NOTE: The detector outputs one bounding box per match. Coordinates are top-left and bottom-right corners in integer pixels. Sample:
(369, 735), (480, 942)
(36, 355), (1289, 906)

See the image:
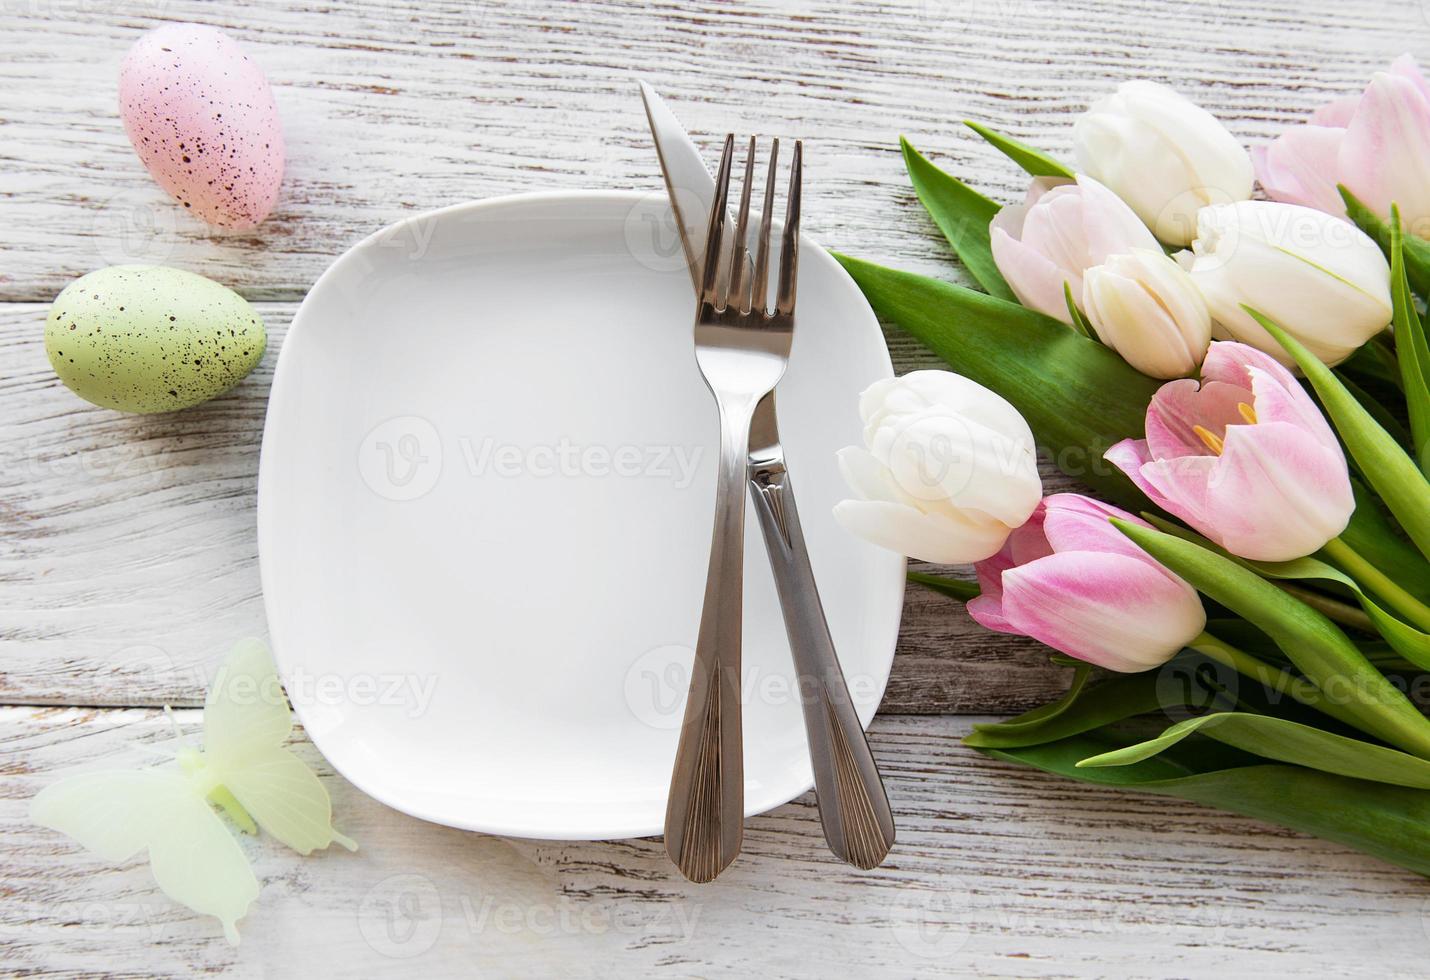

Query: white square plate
(257, 191), (903, 839)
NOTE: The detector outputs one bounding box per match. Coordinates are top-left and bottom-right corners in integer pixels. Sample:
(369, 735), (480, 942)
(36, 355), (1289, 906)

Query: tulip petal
(861, 370), (1036, 454)
(1144, 378), (1248, 460)
(835, 445), (913, 507)
(971, 542), (1014, 605)
(832, 498), (1010, 564)
(1082, 262), (1205, 379)
(1200, 338), (1294, 389)
(1312, 93), (1361, 128)
(1341, 71), (1430, 235)
(1246, 365), (1341, 454)
(1039, 493), (1155, 565)
(1106, 438), (1224, 542)
(1200, 342), (1341, 451)
(990, 224), (1075, 322)
(1189, 202), (1391, 366)
(1206, 421), (1355, 560)
(997, 551), (1205, 672)
(968, 500), (1053, 631)
(1006, 506), (1054, 566)
(1018, 189), (1095, 296)
(868, 409), (1042, 529)
(964, 593), (1014, 634)
(1104, 437), (1156, 490)
(1389, 53), (1430, 102)
(1252, 125), (1348, 216)
(1073, 175), (1162, 260)
(1076, 82), (1252, 245)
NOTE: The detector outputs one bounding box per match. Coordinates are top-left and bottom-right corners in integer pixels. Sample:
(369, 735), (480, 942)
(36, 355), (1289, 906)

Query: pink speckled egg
(119, 24), (284, 229)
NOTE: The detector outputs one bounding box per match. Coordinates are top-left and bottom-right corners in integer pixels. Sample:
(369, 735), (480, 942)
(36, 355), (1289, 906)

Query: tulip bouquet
(834, 63), (1430, 875)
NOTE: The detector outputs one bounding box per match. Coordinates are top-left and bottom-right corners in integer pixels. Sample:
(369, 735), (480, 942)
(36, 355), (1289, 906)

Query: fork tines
(700, 133), (802, 319)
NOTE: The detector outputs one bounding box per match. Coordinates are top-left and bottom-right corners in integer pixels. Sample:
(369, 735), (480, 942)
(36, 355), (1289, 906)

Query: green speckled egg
(45, 265), (266, 414)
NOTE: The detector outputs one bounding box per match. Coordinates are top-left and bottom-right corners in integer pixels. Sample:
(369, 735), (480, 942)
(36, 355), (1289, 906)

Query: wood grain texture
(3, 707), (1427, 978)
(0, 0), (1424, 299)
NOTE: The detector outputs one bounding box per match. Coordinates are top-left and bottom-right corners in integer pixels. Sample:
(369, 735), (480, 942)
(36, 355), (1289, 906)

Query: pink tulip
(1105, 341), (1355, 562)
(989, 174), (1160, 323)
(1255, 54), (1430, 235)
(967, 494), (1206, 673)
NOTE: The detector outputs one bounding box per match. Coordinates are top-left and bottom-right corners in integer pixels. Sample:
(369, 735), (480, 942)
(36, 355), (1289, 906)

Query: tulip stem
(1189, 631), (1327, 715)
(1272, 581), (1376, 633)
(1191, 632), (1420, 743)
(1322, 537), (1430, 633)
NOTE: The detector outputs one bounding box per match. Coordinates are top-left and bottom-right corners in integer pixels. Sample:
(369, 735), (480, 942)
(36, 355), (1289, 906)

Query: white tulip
(833, 371), (1043, 564)
(1074, 80), (1254, 246)
(1183, 200), (1392, 367)
(1082, 249), (1211, 379)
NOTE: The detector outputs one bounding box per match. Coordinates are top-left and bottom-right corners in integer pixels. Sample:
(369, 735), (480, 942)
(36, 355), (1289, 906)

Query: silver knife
(640, 82), (895, 869)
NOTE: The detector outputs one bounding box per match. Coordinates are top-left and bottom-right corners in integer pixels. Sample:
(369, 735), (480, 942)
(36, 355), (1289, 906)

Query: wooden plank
(2, 707), (1425, 977)
(0, 0), (1423, 302)
(0, 299), (1077, 713)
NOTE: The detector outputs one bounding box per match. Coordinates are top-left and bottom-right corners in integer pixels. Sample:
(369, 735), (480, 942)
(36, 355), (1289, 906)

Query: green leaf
(906, 571), (979, 602)
(964, 668), (1167, 749)
(1341, 184), (1430, 298)
(1340, 338), (1404, 391)
(1063, 282), (1097, 340)
(1112, 519), (1430, 758)
(964, 121), (1075, 180)
(1390, 207), (1430, 474)
(834, 254), (1160, 509)
(1336, 371), (1412, 451)
(1143, 514), (1430, 672)
(982, 735), (1430, 877)
(1341, 479), (1430, 604)
(968, 663), (1094, 737)
(1248, 309), (1430, 560)
(1078, 712), (1430, 789)
(964, 650), (1260, 749)
(900, 138), (1016, 301)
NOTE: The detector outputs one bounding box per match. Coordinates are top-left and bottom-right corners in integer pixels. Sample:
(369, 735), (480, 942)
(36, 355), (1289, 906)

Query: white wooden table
(3, 1), (1427, 975)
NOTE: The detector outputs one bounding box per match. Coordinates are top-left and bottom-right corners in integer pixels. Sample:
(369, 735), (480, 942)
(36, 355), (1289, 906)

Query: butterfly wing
(205, 638), (357, 855)
(30, 769), (182, 861)
(30, 769), (260, 944)
(204, 636), (293, 753)
(213, 748), (357, 855)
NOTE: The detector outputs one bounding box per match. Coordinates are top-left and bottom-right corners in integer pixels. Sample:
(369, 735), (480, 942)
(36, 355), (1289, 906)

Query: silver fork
(665, 133), (800, 883)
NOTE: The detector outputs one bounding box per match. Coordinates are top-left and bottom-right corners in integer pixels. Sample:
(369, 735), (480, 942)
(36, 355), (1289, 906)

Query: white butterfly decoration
(29, 638), (357, 944)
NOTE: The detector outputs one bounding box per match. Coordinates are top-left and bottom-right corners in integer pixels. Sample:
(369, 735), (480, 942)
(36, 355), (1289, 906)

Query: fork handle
(748, 450), (896, 870)
(665, 402), (753, 882)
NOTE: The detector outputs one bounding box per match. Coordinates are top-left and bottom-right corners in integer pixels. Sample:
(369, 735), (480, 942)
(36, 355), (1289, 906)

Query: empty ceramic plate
(257, 191), (903, 840)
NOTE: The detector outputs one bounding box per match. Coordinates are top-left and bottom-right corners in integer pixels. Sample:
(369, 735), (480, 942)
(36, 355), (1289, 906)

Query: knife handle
(748, 451), (895, 869)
